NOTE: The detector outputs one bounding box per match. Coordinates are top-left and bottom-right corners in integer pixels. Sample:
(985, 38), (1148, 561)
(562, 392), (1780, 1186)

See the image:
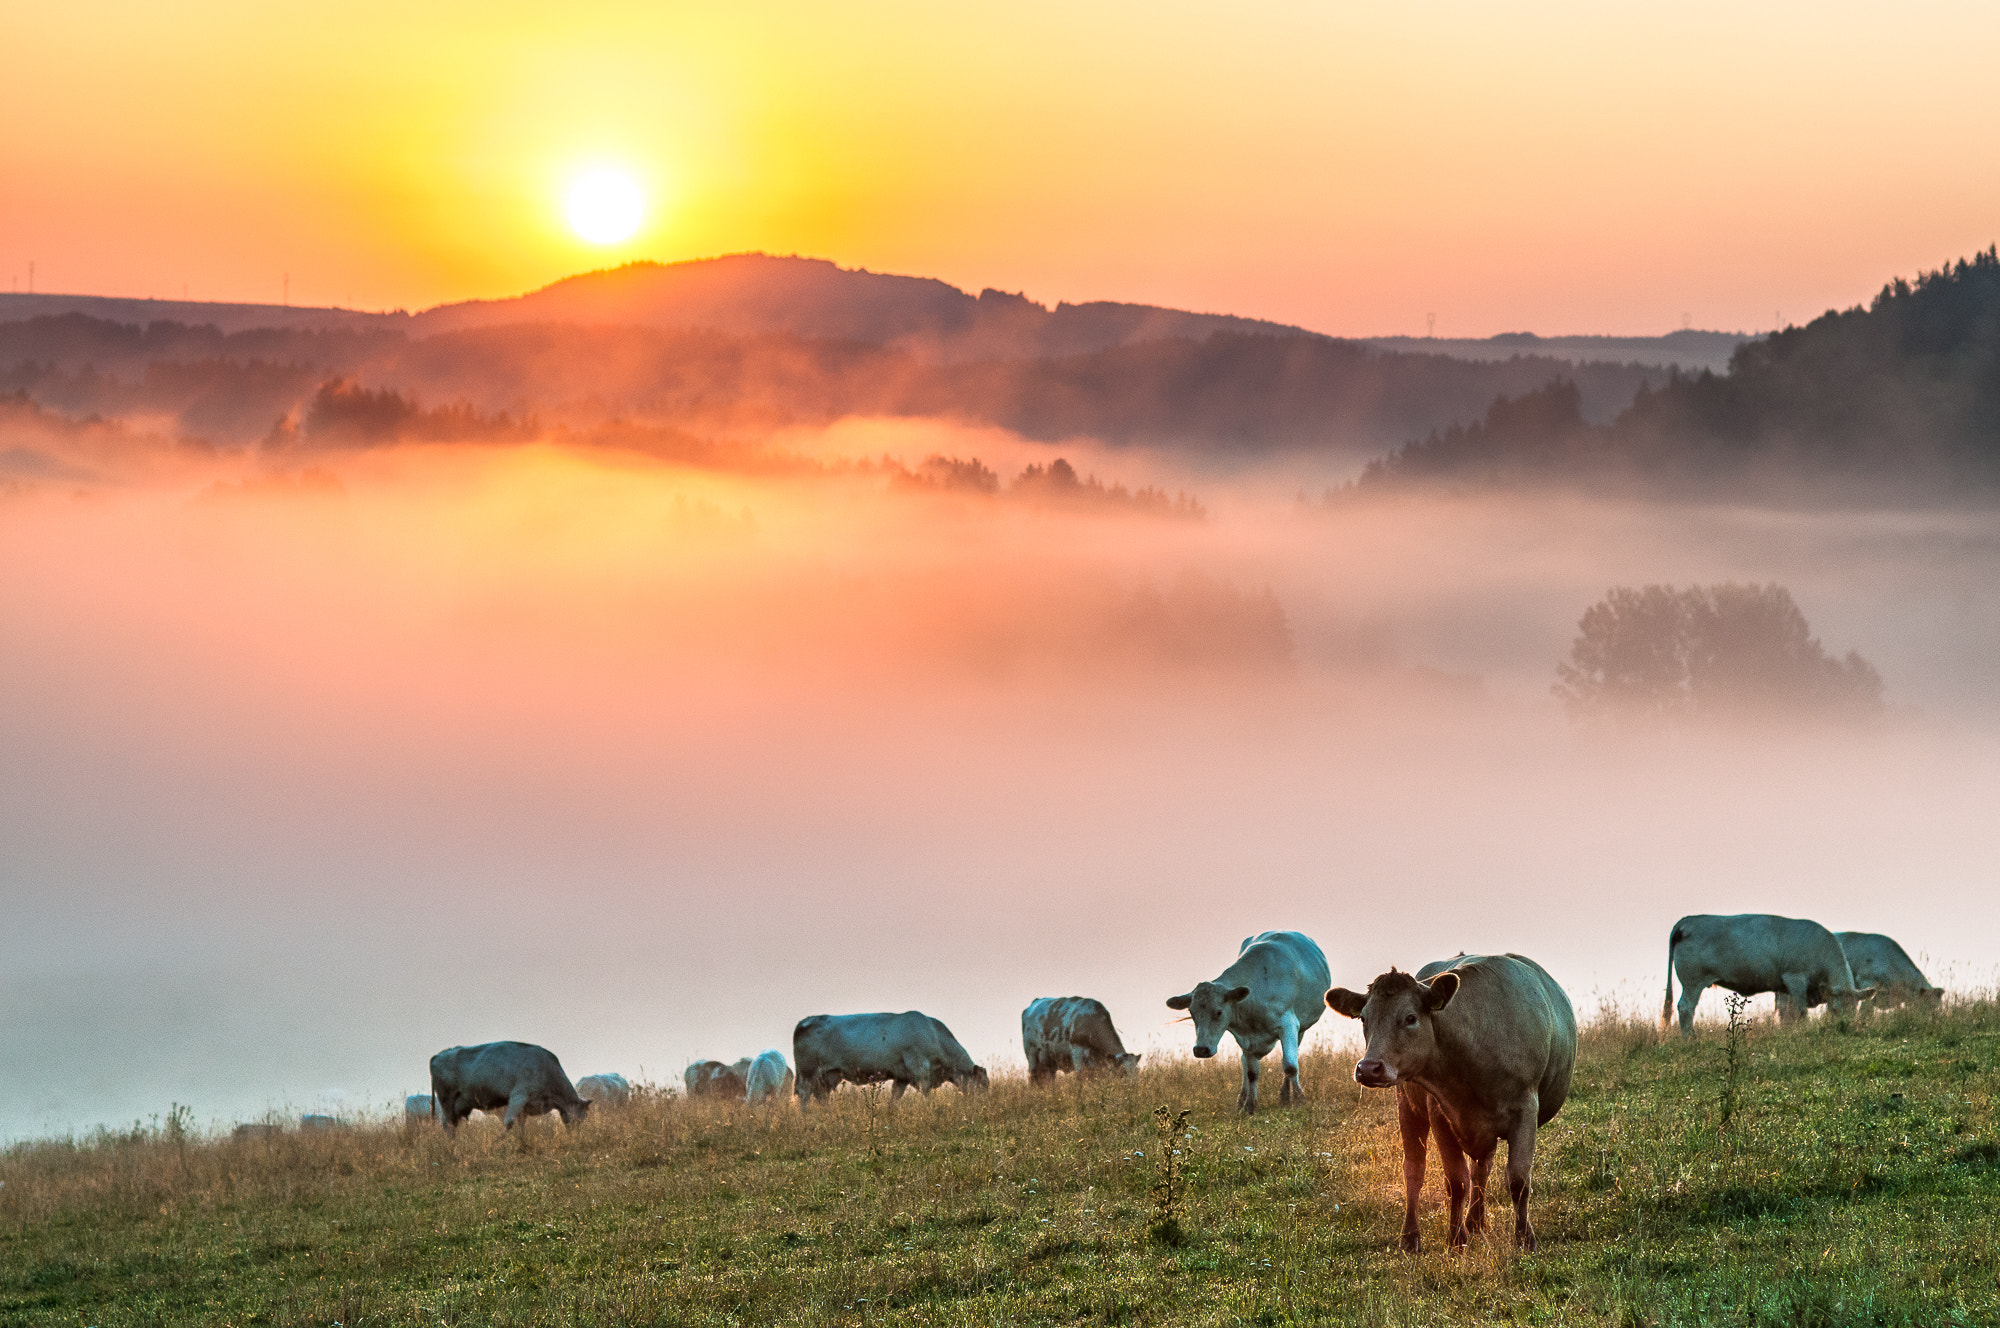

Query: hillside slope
(3, 1004), (1995, 1325)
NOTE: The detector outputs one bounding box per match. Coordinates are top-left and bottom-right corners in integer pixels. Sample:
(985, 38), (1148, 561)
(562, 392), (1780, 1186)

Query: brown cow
(1327, 953), (1576, 1251)
(684, 1059), (749, 1100)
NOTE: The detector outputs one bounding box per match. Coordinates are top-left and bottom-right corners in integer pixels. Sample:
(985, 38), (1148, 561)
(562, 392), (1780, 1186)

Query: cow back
(1417, 953), (1577, 1124)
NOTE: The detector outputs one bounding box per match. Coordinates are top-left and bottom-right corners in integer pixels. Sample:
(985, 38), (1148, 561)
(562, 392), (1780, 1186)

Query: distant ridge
(1363, 330), (1748, 377)
(408, 253), (1323, 362)
(0, 293), (400, 335)
(0, 257), (1744, 371)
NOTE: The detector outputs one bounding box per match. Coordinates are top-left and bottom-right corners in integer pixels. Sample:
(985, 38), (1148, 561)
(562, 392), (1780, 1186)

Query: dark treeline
(264, 380), (1208, 520)
(1359, 248), (2000, 497)
(0, 313), (1664, 456)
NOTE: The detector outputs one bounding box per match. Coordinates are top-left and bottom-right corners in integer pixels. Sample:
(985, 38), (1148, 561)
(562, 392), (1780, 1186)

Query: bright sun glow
(566, 169), (644, 244)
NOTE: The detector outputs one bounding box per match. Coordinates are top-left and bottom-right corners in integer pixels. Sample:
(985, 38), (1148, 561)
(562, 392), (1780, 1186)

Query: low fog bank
(4, 432), (1998, 1139)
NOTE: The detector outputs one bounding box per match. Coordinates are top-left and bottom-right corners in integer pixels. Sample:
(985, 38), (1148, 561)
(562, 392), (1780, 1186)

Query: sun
(566, 169), (644, 244)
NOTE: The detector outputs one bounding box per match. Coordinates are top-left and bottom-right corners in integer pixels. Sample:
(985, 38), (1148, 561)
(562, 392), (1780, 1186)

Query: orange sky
(6, 1), (1998, 336)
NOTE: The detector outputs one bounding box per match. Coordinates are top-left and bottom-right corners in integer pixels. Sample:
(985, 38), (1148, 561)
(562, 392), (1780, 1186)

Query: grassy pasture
(4, 1003), (1999, 1326)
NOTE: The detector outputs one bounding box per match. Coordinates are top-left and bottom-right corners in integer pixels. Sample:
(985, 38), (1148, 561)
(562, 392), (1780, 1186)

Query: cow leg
(1780, 973), (1811, 1023)
(1070, 1046), (1090, 1077)
(503, 1091), (530, 1130)
(1396, 1089), (1431, 1253)
(1505, 1110), (1540, 1251)
(1462, 1143), (1492, 1241)
(889, 1078), (909, 1101)
(1676, 981), (1703, 1037)
(1430, 1114), (1474, 1247)
(1278, 1013), (1303, 1105)
(1237, 1045), (1260, 1115)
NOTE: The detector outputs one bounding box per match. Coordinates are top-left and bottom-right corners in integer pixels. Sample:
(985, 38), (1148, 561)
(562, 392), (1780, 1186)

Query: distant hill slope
(1360, 247), (2000, 495)
(409, 253), (1326, 362)
(0, 293), (399, 335)
(1364, 330), (1748, 377)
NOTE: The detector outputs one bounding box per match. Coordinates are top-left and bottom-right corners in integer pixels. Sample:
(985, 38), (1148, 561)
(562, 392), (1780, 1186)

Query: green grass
(5, 1002), (1999, 1326)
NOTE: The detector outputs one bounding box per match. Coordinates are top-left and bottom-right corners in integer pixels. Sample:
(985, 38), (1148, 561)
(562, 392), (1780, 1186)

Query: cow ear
(1165, 993), (1192, 1010)
(1326, 988), (1366, 1018)
(1223, 986), (1251, 1004)
(1423, 972), (1460, 1012)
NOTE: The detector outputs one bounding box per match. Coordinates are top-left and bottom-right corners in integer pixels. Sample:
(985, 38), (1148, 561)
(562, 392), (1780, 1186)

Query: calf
(1836, 932), (1943, 1011)
(1022, 996), (1141, 1084)
(1665, 913), (1873, 1035)
(793, 1011), (989, 1105)
(1167, 930), (1330, 1113)
(1328, 953), (1576, 1251)
(429, 1041), (591, 1135)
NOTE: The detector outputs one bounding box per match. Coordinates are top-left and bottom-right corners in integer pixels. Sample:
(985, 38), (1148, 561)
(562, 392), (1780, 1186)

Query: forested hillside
(1363, 248), (2000, 495)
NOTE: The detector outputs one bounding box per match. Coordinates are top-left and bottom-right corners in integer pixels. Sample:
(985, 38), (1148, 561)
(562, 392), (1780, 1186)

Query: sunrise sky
(9, 0), (1998, 335)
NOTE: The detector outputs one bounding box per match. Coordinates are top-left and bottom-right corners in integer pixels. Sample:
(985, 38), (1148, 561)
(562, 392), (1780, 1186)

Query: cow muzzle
(1353, 1058), (1396, 1088)
(1193, 1044), (1215, 1059)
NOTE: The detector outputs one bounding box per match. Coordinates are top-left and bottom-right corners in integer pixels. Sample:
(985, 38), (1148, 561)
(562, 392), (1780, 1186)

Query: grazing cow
(1022, 996), (1141, 1084)
(404, 1094), (434, 1118)
(792, 1012), (989, 1105)
(429, 1041), (591, 1135)
(744, 1049), (796, 1104)
(299, 1114), (340, 1131)
(1166, 930), (1330, 1113)
(1664, 914), (1874, 1035)
(1836, 932), (1944, 1011)
(684, 1060), (749, 1100)
(576, 1073), (632, 1106)
(1328, 953), (1576, 1251)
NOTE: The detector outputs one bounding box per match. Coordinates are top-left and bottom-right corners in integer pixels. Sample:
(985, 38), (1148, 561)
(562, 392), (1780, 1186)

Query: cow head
(962, 1066), (991, 1093)
(1325, 968), (1460, 1089)
(1166, 982), (1251, 1058)
(561, 1098), (593, 1126)
(1117, 1052), (1142, 1073)
(1825, 985), (1877, 1018)
(1921, 986), (1945, 1010)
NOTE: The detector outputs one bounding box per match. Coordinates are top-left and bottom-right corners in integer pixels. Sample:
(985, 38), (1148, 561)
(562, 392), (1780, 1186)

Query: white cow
(793, 1012), (989, 1105)
(404, 1094), (434, 1118)
(429, 1041), (592, 1134)
(1664, 914), (1874, 1035)
(1836, 932), (1943, 1011)
(576, 1073), (632, 1106)
(1167, 930), (1331, 1113)
(744, 1049), (795, 1104)
(1022, 996), (1141, 1083)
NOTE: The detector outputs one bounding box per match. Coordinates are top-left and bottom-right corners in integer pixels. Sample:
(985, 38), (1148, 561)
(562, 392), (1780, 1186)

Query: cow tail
(1662, 924), (1682, 1029)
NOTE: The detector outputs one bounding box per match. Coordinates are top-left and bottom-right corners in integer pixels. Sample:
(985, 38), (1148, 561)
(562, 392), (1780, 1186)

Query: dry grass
(4, 1002), (1999, 1325)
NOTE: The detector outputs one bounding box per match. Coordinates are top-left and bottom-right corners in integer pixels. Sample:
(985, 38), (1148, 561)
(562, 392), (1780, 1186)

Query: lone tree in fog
(1554, 583), (1883, 723)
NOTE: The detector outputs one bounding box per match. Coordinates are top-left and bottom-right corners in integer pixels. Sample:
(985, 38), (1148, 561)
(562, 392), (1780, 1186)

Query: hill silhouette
(410, 253), (1330, 362)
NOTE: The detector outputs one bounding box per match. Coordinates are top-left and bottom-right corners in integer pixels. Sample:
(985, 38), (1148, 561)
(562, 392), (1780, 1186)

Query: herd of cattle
(375, 914), (1939, 1253)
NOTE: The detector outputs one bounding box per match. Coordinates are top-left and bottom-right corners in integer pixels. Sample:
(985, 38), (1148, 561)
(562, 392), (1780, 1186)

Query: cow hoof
(1400, 1234), (1421, 1254)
